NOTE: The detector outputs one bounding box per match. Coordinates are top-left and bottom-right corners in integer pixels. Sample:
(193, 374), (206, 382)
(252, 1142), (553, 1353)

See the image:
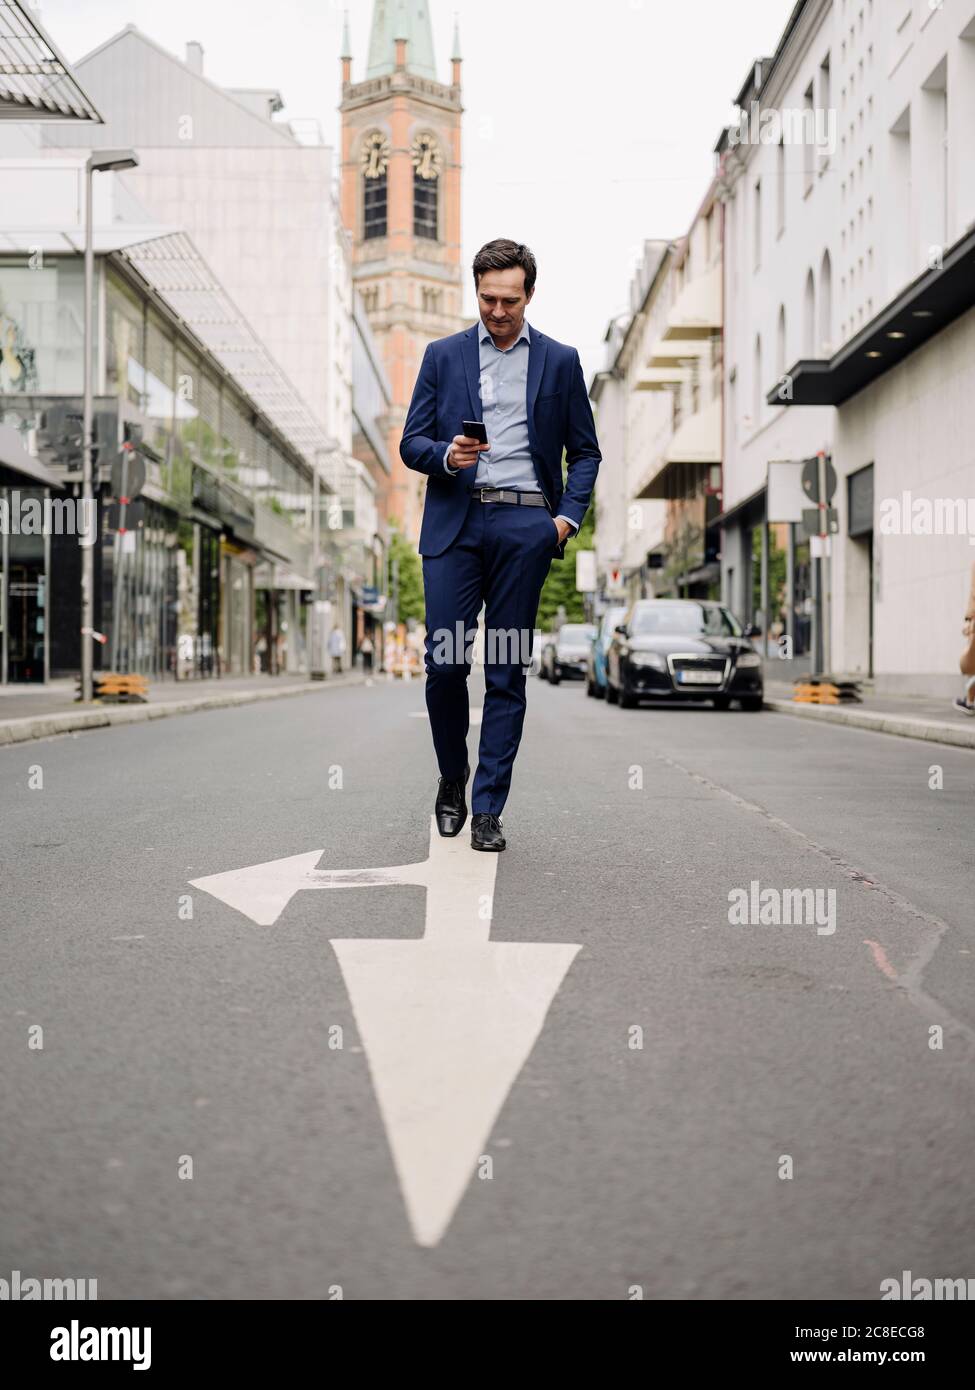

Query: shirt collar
(479, 320), (531, 350)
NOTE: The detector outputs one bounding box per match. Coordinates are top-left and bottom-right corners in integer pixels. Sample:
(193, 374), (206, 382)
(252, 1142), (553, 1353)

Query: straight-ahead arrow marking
(189, 818), (580, 1246)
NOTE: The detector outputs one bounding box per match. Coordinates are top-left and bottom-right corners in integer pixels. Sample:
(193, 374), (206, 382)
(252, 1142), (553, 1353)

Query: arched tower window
(412, 132), (443, 240)
(361, 129), (390, 240)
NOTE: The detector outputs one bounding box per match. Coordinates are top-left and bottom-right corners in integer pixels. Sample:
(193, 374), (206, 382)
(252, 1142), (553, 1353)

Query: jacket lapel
(461, 324), (481, 423)
(526, 328), (547, 445)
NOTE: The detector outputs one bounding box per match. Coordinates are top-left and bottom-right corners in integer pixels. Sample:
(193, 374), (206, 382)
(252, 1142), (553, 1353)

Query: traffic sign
(801, 454), (837, 506)
(575, 550), (596, 592)
(110, 447), (146, 502)
(801, 507), (839, 538)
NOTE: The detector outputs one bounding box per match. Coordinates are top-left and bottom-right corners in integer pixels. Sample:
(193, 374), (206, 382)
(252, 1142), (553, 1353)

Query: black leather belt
(474, 487), (548, 507)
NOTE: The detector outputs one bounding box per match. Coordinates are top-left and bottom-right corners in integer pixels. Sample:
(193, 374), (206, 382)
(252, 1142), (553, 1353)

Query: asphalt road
(2, 672), (974, 1300)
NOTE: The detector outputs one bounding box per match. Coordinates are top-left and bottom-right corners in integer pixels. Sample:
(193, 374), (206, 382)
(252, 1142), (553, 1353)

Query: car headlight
(737, 652), (762, 668)
(629, 652), (667, 671)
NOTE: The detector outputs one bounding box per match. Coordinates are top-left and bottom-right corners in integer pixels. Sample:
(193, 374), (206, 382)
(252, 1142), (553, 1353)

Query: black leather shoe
(435, 763), (470, 837)
(471, 812), (506, 852)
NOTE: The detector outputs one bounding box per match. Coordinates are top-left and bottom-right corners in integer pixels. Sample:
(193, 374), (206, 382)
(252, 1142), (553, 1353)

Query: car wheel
(619, 686), (636, 709)
(739, 696), (764, 711)
(606, 681), (618, 705)
(712, 695), (732, 710)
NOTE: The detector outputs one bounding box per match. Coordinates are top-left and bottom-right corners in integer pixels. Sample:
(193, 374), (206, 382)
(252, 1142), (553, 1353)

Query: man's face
(476, 267), (534, 344)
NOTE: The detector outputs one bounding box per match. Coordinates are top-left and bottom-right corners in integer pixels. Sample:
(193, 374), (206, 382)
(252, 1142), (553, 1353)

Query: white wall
(832, 306), (975, 695)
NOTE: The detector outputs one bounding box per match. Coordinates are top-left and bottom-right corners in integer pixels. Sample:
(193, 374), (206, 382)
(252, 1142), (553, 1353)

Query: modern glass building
(0, 241), (332, 683)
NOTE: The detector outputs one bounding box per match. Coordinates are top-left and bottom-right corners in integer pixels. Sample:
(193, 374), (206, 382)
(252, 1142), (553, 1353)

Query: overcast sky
(39, 0), (795, 378)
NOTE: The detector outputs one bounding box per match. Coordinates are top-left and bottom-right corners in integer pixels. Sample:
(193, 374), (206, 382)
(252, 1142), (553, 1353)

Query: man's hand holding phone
(447, 429), (489, 470)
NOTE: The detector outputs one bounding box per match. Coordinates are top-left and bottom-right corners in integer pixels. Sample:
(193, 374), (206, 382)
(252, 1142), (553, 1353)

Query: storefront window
(145, 310), (175, 462)
(2, 485), (48, 682)
(105, 271), (146, 407)
(268, 443), (288, 517)
(172, 355), (220, 479)
(0, 257), (85, 395)
(251, 431), (272, 510)
(793, 535), (812, 657)
(101, 496), (179, 677)
(220, 392), (248, 486)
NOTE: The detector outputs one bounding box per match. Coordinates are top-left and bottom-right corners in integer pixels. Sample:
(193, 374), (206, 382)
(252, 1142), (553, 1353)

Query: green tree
(388, 524), (425, 624)
(751, 525), (787, 624)
(536, 458), (596, 629)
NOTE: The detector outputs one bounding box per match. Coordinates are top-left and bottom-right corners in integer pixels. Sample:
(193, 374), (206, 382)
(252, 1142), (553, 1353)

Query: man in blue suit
(400, 239), (601, 851)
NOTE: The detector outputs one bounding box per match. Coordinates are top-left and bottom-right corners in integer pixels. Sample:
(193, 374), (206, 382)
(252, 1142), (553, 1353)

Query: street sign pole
(109, 444), (130, 674)
(817, 449), (830, 674)
(81, 163), (94, 702)
(801, 451), (836, 675)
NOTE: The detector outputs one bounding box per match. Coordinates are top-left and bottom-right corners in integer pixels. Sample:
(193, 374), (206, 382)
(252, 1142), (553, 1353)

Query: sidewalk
(0, 670), (367, 747)
(764, 678), (975, 751)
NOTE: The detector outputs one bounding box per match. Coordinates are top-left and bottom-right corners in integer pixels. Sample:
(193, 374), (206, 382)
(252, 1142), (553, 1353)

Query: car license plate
(677, 669), (723, 685)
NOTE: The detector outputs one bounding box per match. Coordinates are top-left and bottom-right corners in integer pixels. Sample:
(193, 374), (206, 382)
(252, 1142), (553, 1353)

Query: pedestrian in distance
(400, 238), (601, 851)
(328, 624), (347, 675)
(954, 559), (975, 716)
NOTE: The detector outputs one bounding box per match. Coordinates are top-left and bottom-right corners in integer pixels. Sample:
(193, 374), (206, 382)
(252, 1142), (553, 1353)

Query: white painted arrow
(189, 819), (580, 1247)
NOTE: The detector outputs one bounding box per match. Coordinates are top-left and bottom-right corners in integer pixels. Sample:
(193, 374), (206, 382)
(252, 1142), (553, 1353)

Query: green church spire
(366, 0), (438, 80)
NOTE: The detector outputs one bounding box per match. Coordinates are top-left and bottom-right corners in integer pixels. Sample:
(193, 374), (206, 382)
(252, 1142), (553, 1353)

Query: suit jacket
(399, 322), (601, 559)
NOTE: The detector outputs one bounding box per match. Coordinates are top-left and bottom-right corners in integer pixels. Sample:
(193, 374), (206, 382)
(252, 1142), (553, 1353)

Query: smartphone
(462, 419), (488, 445)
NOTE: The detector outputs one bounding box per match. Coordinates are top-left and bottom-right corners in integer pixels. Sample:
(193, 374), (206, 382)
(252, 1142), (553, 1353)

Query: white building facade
(717, 0), (975, 694)
(590, 241), (674, 609)
(592, 187), (724, 614)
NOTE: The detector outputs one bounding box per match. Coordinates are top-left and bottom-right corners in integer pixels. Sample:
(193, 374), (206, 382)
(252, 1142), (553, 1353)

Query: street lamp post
(81, 149), (138, 703)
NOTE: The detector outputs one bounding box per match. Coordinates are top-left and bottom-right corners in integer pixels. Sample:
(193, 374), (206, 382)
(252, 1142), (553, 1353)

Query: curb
(0, 674), (367, 748)
(764, 697), (975, 751)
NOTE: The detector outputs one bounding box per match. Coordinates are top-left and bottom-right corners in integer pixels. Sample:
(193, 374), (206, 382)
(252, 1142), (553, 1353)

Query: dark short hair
(472, 239), (537, 295)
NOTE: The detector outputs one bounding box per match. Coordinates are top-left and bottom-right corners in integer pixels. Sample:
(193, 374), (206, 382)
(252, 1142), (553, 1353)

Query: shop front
(253, 561), (313, 674)
(219, 538), (255, 676)
(1, 485), (48, 682)
(0, 427), (68, 683)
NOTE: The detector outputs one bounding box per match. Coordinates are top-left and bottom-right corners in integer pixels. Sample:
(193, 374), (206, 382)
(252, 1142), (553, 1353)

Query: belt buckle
(479, 487), (496, 502)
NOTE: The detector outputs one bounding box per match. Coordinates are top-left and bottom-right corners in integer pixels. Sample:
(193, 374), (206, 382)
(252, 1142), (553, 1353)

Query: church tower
(340, 2), (465, 542)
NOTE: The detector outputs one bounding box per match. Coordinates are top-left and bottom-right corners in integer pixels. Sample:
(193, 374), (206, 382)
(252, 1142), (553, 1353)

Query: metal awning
(768, 224), (975, 407)
(717, 484), (766, 528)
(0, 422), (64, 486)
(120, 232), (341, 479)
(0, 1), (102, 122)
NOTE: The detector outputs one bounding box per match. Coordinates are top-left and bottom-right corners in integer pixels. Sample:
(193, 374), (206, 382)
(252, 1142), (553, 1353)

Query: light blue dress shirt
(442, 320), (577, 534)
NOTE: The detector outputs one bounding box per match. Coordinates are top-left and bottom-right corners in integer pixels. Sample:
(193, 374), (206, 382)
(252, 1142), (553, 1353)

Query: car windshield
(629, 603), (743, 637)
(558, 625), (596, 643)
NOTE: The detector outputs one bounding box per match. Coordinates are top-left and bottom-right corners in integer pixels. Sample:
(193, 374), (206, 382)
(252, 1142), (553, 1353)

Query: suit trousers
(422, 496), (557, 815)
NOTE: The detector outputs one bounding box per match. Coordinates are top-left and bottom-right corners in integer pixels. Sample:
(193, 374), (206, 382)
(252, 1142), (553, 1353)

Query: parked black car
(541, 623), (597, 684)
(605, 600), (763, 710)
